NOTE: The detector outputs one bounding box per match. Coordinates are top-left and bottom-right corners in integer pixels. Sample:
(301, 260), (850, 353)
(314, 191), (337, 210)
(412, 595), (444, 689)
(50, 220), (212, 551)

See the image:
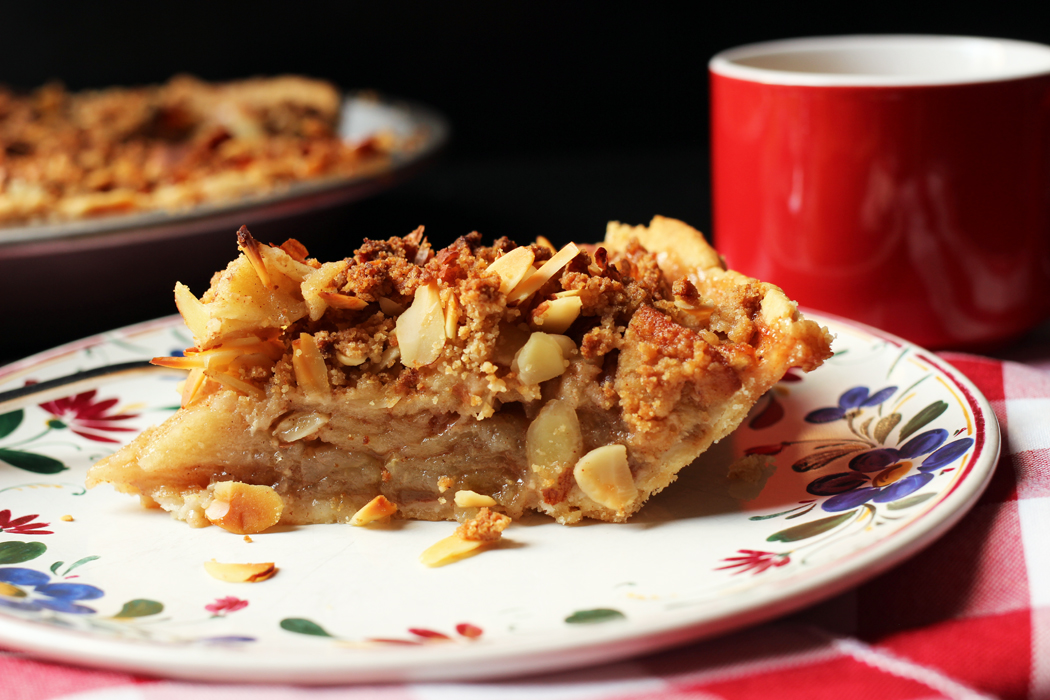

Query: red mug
(710, 35), (1050, 350)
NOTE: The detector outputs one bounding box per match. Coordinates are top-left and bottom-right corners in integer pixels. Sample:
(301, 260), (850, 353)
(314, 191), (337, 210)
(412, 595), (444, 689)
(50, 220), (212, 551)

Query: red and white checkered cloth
(1, 353), (1046, 700)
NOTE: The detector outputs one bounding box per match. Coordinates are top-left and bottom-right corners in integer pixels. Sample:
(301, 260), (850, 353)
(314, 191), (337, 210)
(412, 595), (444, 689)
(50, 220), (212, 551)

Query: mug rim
(709, 34), (1050, 87)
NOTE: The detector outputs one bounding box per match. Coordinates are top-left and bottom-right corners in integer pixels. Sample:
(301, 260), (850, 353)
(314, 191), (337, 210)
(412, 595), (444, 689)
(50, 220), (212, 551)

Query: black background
(5, 1), (1050, 361)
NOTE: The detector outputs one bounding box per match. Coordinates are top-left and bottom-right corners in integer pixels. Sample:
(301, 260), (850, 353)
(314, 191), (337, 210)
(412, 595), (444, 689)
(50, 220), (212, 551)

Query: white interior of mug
(710, 35), (1050, 86)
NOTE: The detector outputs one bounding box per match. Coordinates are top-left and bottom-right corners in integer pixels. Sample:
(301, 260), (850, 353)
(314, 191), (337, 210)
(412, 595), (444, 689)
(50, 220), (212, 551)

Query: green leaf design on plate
(113, 599), (164, 619)
(0, 541), (46, 564)
(874, 413), (902, 444)
(886, 493), (937, 510)
(766, 511), (856, 543)
(898, 401), (948, 442)
(0, 410), (23, 440)
(0, 449), (67, 474)
(564, 608), (626, 624)
(63, 555), (100, 576)
(280, 618), (334, 637)
(792, 445), (867, 473)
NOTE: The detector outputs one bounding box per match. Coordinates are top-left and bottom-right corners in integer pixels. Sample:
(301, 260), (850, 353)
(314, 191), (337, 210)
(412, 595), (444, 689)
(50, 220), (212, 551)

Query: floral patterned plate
(0, 312), (998, 684)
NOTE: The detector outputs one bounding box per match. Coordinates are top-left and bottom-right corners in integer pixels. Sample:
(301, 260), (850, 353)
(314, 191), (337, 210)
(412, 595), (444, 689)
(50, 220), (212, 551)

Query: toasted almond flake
(396, 282), (446, 368)
(444, 293), (461, 340)
(487, 247), (536, 295)
(548, 334), (577, 358)
(301, 261), (347, 321)
(273, 411), (330, 442)
(292, 333), (331, 398)
(152, 355), (205, 370)
(279, 238), (310, 262)
(203, 369), (265, 398)
(60, 514), (73, 522)
(535, 235), (557, 253)
(573, 444), (637, 513)
(174, 283), (211, 343)
(513, 332), (570, 385)
(419, 534), (486, 568)
(379, 297), (406, 316)
(237, 226), (276, 290)
(204, 559), (277, 583)
(530, 295), (582, 334)
(243, 535), (253, 543)
(454, 490), (498, 508)
(508, 242), (580, 303)
(318, 291), (369, 310)
(350, 495), (398, 526)
(205, 482), (284, 534)
(335, 350), (367, 366)
(674, 298), (715, 321)
(181, 368), (207, 407)
(553, 288), (582, 298)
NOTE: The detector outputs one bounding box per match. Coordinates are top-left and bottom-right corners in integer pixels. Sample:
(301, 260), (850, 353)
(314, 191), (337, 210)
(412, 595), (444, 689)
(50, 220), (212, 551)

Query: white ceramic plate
(0, 92), (448, 250)
(0, 312), (999, 684)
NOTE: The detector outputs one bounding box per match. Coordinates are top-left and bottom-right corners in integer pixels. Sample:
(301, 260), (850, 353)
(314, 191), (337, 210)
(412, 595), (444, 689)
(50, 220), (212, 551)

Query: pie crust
(86, 216), (833, 530)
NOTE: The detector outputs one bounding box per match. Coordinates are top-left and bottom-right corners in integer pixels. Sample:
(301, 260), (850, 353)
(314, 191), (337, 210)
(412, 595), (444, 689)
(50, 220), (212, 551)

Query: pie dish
(0, 75), (398, 226)
(85, 216), (833, 530)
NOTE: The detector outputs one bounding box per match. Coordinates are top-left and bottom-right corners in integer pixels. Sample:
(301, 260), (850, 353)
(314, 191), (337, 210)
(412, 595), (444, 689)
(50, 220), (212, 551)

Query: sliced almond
(181, 368), (207, 407)
(174, 283), (211, 344)
(318, 291), (369, 310)
(301, 261), (347, 321)
(526, 399), (584, 484)
(202, 368), (264, 398)
(508, 242), (580, 303)
(535, 235), (557, 253)
(237, 226), (276, 290)
(513, 332), (570, 385)
(444, 293), (461, 340)
(454, 490), (497, 508)
(529, 296), (582, 334)
(335, 350), (368, 366)
(205, 482), (284, 534)
(350, 495), (398, 526)
(273, 411), (330, 442)
(487, 247), (536, 295)
(378, 297), (406, 316)
(573, 444), (637, 513)
(396, 282), (446, 368)
(204, 559), (277, 583)
(419, 534), (486, 568)
(292, 332), (331, 398)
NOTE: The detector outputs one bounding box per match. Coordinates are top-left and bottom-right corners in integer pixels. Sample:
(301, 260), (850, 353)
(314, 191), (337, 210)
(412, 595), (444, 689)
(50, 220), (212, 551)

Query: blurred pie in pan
(85, 216), (833, 531)
(0, 75), (393, 225)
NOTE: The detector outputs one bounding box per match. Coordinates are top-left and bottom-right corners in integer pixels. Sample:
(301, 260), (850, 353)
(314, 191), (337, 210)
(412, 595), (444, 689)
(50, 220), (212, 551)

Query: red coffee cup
(710, 35), (1050, 350)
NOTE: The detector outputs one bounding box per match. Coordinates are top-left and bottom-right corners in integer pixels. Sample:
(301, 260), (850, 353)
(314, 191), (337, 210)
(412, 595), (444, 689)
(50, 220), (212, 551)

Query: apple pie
(86, 216), (833, 530)
(0, 75), (393, 225)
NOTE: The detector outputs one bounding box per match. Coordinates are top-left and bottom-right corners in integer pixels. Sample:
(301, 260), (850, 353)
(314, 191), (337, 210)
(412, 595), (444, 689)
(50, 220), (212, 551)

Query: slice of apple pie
(86, 216), (833, 531)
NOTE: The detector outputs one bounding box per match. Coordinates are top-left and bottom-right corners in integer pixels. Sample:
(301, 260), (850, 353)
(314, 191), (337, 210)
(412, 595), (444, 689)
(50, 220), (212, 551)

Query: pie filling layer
(86, 216), (834, 530)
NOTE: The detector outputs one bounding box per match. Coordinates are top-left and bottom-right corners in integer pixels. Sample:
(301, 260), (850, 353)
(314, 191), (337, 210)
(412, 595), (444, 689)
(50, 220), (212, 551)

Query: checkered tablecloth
(1, 352), (1046, 700)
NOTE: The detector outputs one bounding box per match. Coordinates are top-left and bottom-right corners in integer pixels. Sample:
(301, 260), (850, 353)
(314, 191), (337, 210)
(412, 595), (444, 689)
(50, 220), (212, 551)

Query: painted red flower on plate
(39, 390), (138, 444)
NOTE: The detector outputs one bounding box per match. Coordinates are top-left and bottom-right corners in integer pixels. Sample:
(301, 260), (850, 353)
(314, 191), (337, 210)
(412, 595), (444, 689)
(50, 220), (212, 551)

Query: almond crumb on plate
(203, 559), (277, 583)
(420, 508), (512, 568)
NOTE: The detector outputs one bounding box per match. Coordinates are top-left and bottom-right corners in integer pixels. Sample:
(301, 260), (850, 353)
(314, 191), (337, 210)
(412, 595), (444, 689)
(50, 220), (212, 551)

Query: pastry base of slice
(87, 216), (833, 531)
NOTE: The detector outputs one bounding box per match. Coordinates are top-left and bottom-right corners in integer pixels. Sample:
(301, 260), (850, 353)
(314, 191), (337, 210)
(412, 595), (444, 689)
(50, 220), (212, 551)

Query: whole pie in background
(0, 74), (394, 225)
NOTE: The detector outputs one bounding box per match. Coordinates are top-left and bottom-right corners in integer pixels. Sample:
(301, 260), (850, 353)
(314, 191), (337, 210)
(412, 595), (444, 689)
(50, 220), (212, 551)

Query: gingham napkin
(1, 352), (1046, 700)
